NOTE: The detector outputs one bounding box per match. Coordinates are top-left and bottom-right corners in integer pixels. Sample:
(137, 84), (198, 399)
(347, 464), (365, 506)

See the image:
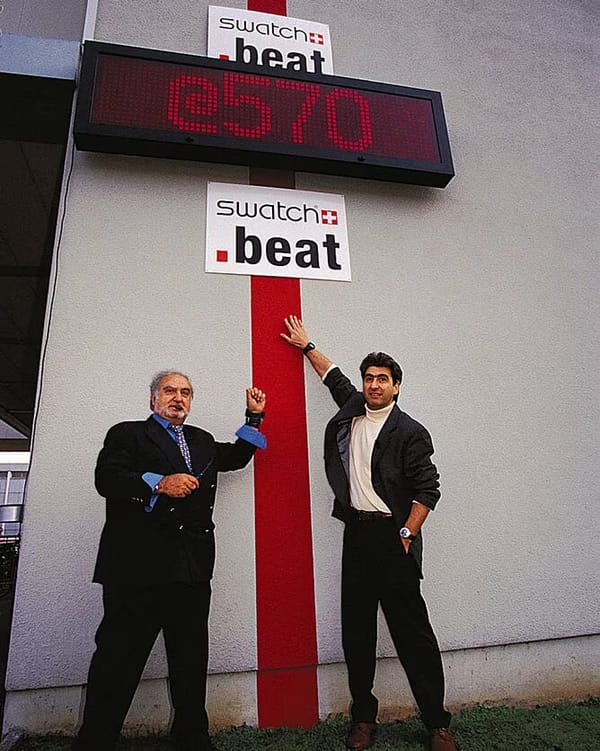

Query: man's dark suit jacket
(323, 367), (441, 575)
(93, 416), (256, 587)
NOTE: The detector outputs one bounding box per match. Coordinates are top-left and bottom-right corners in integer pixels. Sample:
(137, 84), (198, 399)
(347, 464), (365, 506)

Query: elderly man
(281, 317), (455, 751)
(74, 371), (266, 751)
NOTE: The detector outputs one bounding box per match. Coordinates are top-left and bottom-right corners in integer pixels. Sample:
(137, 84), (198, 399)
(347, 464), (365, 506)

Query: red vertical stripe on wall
(247, 0), (320, 730)
(250, 273), (319, 728)
(248, 0), (288, 14)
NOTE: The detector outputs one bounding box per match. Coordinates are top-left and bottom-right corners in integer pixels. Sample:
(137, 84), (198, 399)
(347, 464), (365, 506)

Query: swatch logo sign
(206, 183), (351, 282)
(208, 6), (334, 75)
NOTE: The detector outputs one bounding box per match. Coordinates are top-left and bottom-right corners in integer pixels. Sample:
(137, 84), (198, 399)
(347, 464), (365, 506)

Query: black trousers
(341, 518), (451, 730)
(73, 580), (212, 751)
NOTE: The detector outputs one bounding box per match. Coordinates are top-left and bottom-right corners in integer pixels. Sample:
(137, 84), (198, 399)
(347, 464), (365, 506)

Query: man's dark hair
(359, 352), (403, 386)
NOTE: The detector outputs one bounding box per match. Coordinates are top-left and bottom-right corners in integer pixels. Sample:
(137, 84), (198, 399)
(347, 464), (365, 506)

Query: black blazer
(92, 416), (256, 586)
(323, 367), (440, 573)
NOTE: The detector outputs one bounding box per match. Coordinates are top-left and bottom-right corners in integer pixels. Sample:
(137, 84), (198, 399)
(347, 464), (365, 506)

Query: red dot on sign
(219, 54), (230, 60)
(216, 249), (229, 262)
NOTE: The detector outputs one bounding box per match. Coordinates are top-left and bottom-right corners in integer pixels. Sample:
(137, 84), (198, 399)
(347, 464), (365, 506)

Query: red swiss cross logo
(309, 32), (324, 45)
(321, 210), (338, 225)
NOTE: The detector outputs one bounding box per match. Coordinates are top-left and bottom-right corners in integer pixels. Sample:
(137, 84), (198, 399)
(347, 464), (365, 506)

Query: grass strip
(14, 698), (600, 751)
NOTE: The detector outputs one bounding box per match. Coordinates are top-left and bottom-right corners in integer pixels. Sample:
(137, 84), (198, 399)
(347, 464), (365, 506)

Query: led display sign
(74, 42), (454, 187)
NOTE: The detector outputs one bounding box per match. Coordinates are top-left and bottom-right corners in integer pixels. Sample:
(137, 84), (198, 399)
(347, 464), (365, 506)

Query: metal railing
(0, 457), (29, 596)
(0, 470), (26, 539)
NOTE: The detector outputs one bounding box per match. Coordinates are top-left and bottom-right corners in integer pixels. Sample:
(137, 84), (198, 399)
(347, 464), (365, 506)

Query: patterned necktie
(170, 424), (193, 472)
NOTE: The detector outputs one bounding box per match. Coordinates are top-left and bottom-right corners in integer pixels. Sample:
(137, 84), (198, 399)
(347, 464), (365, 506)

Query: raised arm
(281, 315), (333, 379)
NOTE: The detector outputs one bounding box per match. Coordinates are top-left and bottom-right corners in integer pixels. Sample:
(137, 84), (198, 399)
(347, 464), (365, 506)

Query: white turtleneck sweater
(349, 401), (394, 513)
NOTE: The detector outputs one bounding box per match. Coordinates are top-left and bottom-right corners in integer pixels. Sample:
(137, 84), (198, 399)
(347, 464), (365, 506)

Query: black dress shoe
(346, 721), (377, 750)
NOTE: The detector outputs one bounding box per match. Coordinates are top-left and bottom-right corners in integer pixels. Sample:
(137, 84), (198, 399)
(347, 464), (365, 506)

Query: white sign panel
(208, 5), (334, 75)
(205, 182), (351, 282)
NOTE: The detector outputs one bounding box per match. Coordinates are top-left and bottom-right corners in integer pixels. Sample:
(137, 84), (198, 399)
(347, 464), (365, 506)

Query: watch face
(400, 527), (409, 538)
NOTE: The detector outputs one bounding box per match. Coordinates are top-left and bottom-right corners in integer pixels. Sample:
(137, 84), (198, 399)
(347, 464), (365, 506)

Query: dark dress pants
(73, 580), (212, 751)
(341, 518), (451, 730)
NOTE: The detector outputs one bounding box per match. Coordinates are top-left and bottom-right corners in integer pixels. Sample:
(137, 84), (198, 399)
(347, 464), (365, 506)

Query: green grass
(13, 698), (600, 751)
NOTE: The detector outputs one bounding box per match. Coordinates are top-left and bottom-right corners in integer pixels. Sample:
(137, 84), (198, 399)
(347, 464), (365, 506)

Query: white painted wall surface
(291, 0), (600, 660)
(7, 155), (258, 686)
(4, 0), (599, 735)
(0, 0), (87, 40)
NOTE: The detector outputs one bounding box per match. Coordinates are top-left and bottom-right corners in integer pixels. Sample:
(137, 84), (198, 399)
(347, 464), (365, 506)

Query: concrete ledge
(2, 671), (258, 736)
(3, 635), (599, 736)
(319, 633), (600, 721)
(442, 635), (600, 711)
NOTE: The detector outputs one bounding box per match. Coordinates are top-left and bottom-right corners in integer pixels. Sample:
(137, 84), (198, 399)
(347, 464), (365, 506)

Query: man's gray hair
(149, 370), (194, 397)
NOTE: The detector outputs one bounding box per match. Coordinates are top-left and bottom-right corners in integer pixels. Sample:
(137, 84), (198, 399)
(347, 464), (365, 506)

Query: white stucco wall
(3, 0), (599, 735)
(0, 0), (87, 40)
(300, 0), (599, 659)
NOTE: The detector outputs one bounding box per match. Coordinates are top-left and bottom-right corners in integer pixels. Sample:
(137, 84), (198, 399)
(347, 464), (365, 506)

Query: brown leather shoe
(346, 721), (377, 750)
(430, 726), (456, 751)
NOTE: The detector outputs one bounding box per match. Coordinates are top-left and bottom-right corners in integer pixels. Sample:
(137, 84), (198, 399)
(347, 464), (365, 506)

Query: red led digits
(167, 74), (218, 133)
(223, 72), (272, 139)
(325, 89), (373, 151)
(165, 70), (376, 151)
(274, 79), (320, 145)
